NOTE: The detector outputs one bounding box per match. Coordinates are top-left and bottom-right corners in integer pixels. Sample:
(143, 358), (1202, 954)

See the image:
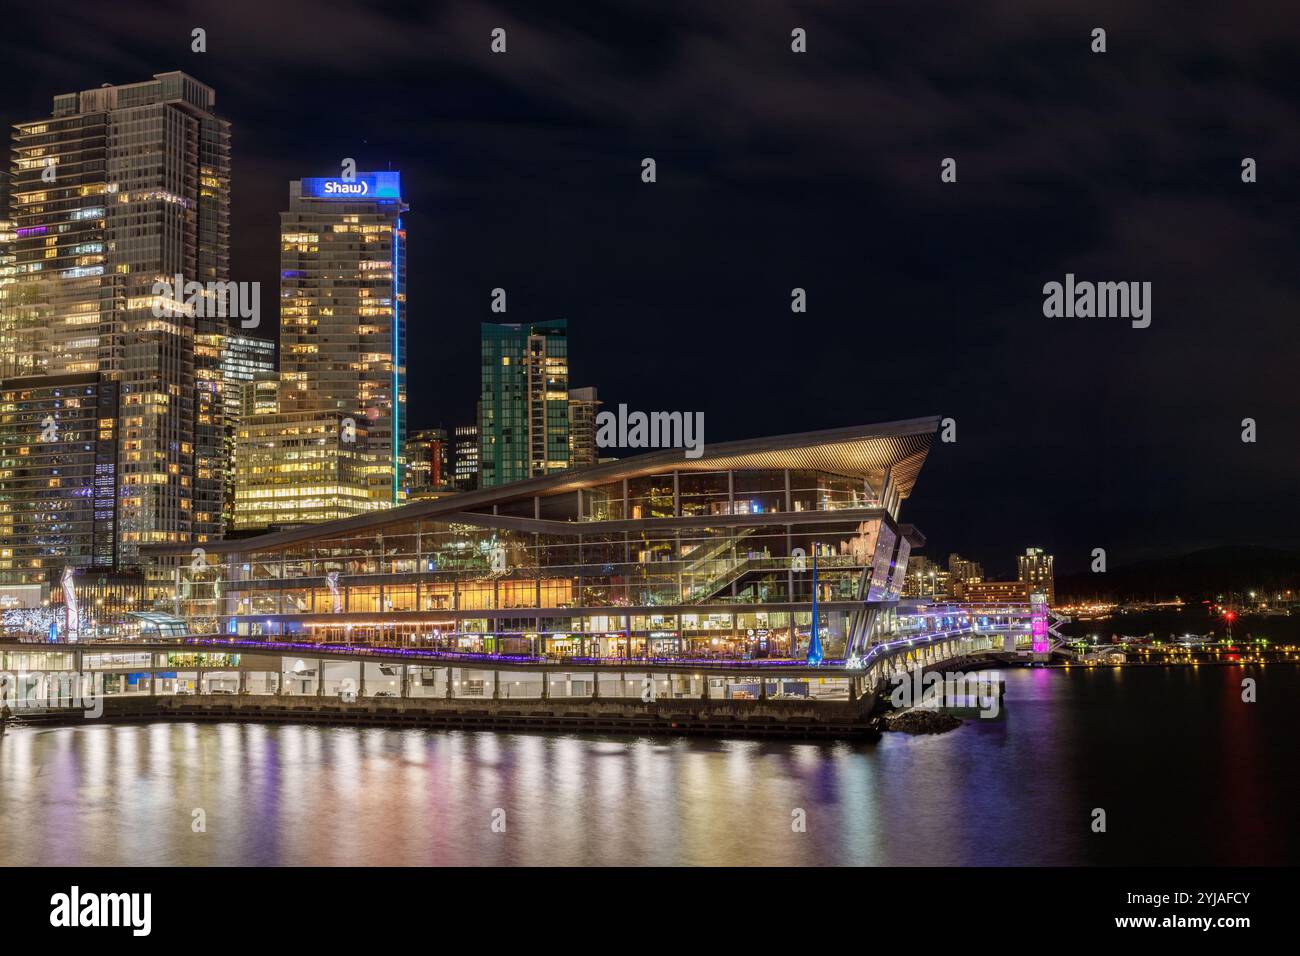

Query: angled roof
(145, 417), (940, 555)
(543, 416), (939, 493)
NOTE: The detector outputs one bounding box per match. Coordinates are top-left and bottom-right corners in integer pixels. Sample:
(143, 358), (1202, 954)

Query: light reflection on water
(1, 667), (1296, 865)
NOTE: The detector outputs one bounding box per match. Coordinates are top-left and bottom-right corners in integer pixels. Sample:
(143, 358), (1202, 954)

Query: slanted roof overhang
(141, 417), (939, 557)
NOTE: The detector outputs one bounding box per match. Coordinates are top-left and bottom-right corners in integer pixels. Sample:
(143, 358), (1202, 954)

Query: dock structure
(1, 419), (1068, 738)
(1, 627), (1018, 739)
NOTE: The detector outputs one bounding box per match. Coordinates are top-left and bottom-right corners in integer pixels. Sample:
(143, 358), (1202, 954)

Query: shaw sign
(323, 180), (369, 195)
(301, 171), (401, 200)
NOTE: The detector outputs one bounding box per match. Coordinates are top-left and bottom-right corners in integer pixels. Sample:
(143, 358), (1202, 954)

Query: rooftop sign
(301, 172), (401, 200)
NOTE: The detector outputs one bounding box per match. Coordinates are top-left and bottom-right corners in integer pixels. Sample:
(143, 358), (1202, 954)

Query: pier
(0, 624), (1021, 739)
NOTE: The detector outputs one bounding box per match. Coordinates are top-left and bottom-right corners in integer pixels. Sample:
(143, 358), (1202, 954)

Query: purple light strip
(185, 636), (831, 667)
(183, 625), (976, 670)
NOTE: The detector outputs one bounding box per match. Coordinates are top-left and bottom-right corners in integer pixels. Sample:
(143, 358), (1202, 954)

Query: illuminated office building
(567, 386), (601, 467)
(454, 424), (479, 491)
(404, 427), (452, 500)
(0, 373), (120, 586)
(478, 320), (568, 487)
(1018, 546), (1055, 605)
(904, 555), (948, 600)
(960, 580), (1031, 604)
(144, 419), (934, 657)
(279, 171), (407, 509)
(3, 72), (231, 560)
(220, 333), (276, 528)
(231, 379), (375, 531)
(240, 378), (280, 418)
(947, 553), (984, 588)
(0, 217), (15, 331)
(221, 333), (275, 395)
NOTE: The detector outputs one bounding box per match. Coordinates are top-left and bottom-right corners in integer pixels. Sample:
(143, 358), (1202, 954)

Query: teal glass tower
(478, 320), (569, 487)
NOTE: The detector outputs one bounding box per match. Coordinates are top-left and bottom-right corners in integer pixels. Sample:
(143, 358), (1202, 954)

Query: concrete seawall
(10, 693), (883, 740)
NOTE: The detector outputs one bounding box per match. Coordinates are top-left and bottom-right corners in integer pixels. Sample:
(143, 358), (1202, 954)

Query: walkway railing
(182, 635), (840, 669)
(3, 623), (1025, 687)
(187, 625), (991, 671)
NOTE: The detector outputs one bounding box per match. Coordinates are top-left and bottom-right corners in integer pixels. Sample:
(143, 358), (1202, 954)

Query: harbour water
(1, 665), (1296, 866)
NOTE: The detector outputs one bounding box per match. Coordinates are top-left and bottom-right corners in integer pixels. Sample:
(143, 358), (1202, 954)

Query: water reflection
(1, 667), (1296, 865)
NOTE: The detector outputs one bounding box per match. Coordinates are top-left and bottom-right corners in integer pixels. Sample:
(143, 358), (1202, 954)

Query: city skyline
(2, 0), (1298, 894)
(1, 3), (1297, 574)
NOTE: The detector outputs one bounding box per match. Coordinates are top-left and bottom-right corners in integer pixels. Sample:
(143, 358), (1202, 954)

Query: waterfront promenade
(0, 627), (1006, 739)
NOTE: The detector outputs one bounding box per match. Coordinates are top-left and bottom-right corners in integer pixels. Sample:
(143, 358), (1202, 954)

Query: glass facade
(231, 379), (378, 530)
(453, 423), (479, 491)
(0, 372), (120, 584)
(277, 172), (408, 510)
(145, 419), (936, 662)
(220, 333), (275, 528)
(567, 386), (600, 467)
(4, 71), (231, 559)
(404, 427), (451, 497)
(478, 321), (568, 487)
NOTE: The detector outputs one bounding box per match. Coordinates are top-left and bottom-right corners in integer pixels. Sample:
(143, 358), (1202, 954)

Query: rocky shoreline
(882, 709), (963, 735)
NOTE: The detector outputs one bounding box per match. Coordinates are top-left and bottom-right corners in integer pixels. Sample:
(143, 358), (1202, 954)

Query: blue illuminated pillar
(391, 217), (403, 506)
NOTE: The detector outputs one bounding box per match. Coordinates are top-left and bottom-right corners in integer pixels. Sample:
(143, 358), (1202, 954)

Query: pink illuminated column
(1031, 592), (1049, 653)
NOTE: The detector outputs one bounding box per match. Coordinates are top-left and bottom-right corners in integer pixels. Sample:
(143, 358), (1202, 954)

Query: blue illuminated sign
(301, 171), (401, 200)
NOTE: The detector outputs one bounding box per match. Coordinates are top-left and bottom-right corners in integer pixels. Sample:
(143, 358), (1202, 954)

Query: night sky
(3, 1), (1298, 575)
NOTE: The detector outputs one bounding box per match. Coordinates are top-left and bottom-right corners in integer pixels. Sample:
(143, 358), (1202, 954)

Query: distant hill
(1056, 546), (1300, 601)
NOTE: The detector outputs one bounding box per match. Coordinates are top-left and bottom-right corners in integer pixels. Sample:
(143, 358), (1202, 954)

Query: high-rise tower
(4, 72), (231, 560)
(478, 320), (568, 487)
(1018, 546), (1055, 605)
(278, 171), (407, 508)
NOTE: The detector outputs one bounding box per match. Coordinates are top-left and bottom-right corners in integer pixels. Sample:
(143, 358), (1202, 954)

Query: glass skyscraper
(454, 423), (479, 491)
(3, 72), (231, 561)
(478, 320), (569, 487)
(231, 379), (375, 530)
(219, 334), (276, 529)
(404, 427), (452, 500)
(567, 386), (601, 467)
(0, 373), (120, 585)
(1018, 546), (1055, 605)
(277, 171), (408, 509)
